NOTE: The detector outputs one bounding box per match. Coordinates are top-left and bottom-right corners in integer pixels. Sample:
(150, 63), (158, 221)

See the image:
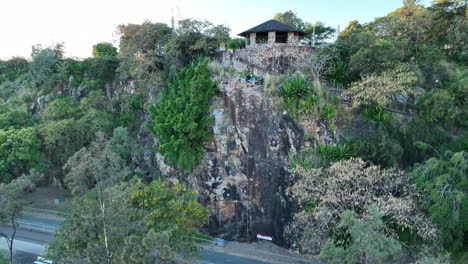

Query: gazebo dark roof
(238, 19), (305, 37)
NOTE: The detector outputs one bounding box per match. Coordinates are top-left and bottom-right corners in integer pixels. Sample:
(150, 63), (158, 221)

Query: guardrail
(15, 220), (57, 233)
(24, 207), (71, 217)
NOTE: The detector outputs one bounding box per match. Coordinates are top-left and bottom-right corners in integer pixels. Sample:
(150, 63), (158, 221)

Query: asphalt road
(1, 224), (273, 264)
(200, 250), (269, 264)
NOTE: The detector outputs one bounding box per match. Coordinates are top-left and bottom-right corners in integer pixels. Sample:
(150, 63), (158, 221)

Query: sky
(0, 0), (426, 59)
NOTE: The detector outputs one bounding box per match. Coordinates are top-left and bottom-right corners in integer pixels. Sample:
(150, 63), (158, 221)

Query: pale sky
(0, 0), (425, 59)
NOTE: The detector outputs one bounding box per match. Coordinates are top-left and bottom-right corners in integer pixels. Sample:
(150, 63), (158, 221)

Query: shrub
(412, 151), (468, 255)
(226, 38), (245, 51)
(360, 104), (391, 123)
(285, 158), (437, 254)
(92, 42), (118, 58)
(315, 144), (351, 164)
(320, 104), (336, 122)
(320, 207), (403, 264)
(277, 76), (312, 99)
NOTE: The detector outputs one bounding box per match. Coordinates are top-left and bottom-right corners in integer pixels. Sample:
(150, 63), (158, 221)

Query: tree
(120, 230), (180, 264)
(92, 42), (118, 58)
(0, 127), (42, 183)
(285, 158), (437, 254)
(130, 180), (209, 259)
(165, 19), (229, 67)
(226, 38), (245, 51)
(118, 21), (173, 81)
(63, 132), (130, 196)
(294, 51), (331, 84)
(412, 151), (467, 255)
(0, 171), (42, 264)
(345, 64), (418, 108)
(47, 183), (140, 264)
(274, 10), (304, 30)
(303, 22), (336, 45)
(320, 207), (403, 264)
(274, 11), (335, 44)
(148, 58), (217, 172)
(0, 57), (29, 83)
(49, 133), (134, 263)
(29, 43), (64, 88)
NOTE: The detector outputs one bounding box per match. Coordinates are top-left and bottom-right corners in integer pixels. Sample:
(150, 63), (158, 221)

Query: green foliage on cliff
(412, 151), (468, 254)
(92, 42), (118, 58)
(148, 58), (216, 172)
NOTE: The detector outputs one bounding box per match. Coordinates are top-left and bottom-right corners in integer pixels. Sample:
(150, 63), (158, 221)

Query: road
(1, 219), (272, 264)
(200, 250), (268, 264)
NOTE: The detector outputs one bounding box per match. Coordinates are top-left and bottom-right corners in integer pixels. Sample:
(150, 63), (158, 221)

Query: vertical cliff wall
(199, 82), (303, 242)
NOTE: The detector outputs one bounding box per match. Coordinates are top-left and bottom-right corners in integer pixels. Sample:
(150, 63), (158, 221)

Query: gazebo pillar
(250, 33), (256, 47)
(268, 31), (276, 44)
(287, 32), (299, 45)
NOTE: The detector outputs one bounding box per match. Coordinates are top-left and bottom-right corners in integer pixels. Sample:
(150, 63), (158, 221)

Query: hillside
(0, 1), (467, 263)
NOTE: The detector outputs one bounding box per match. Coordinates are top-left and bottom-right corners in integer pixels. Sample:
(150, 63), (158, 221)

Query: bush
(412, 151), (468, 255)
(320, 104), (336, 122)
(360, 104), (391, 123)
(286, 158), (436, 254)
(320, 207), (403, 264)
(315, 144), (351, 164)
(226, 38), (245, 51)
(277, 76), (312, 99)
(148, 58), (217, 172)
(92, 42), (118, 58)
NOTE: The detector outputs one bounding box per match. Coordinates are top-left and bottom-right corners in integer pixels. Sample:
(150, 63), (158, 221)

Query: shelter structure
(238, 19), (305, 47)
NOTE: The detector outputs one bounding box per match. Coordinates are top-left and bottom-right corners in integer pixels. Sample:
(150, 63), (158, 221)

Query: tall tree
(0, 171), (42, 264)
(148, 58), (217, 172)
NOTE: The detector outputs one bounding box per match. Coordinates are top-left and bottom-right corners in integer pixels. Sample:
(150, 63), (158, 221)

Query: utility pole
(311, 25), (316, 47)
(171, 8), (175, 30)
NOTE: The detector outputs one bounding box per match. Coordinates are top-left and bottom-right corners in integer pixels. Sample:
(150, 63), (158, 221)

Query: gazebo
(238, 19), (305, 47)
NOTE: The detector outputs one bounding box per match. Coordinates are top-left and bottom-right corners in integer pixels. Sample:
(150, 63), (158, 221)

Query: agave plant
(321, 104), (336, 122)
(277, 76), (313, 99)
(315, 144), (351, 163)
(360, 105), (391, 123)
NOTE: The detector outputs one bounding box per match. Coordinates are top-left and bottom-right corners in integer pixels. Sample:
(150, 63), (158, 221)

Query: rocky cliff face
(197, 81), (303, 242)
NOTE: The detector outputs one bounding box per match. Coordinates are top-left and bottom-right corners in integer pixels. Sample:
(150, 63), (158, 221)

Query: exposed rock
(181, 81), (304, 243)
(29, 95), (49, 114)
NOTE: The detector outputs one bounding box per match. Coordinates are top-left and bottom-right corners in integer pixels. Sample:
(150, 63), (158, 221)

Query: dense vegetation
(282, 1), (467, 263)
(0, 1), (466, 263)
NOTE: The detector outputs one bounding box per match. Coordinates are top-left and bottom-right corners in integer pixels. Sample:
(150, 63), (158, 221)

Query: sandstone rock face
(198, 82), (303, 243)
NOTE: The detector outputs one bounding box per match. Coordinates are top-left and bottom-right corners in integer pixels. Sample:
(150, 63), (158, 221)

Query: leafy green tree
(47, 183), (139, 264)
(0, 105), (34, 129)
(274, 10), (304, 30)
(0, 127), (42, 182)
(118, 21), (173, 81)
(0, 171), (42, 264)
(416, 67), (468, 131)
(130, 180), (209, 259)
(29, 43), (64, 88)
(92, 42), (118, 58)
(120, 230), (179, 264)
(320, 207), (403, 264)
(412, 151), (467, 255)
(107, 127), (135, 164)
(148, 58), (216, 172)
(0, 57), (29, 83)
(345, 64), (418, 108)
(226, 38), (245, 51)
(165, 19), (229, 68)
(274, 11), (335, 44)
(63, 132), (130, 196)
